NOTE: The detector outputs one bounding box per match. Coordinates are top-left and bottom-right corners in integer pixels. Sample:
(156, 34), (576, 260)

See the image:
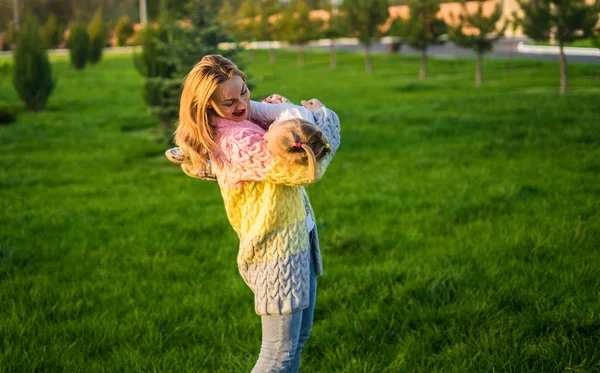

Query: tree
(277, 0), (320, 66)
(400, 0), (447, 80)
(449, 0), (507, 86)
(323, 7), (349, 69)
(516, 0), (599, 93)
(115, 15), (134, 46)
(257, 0), (281, 64)
(13, 14), (55, 111)
(68, 22), (90, 70)
(88, 9), (107, 64)
(40, 14), (63, 49)
(342, 0), (390, 74)
(3, 21), (17, 51)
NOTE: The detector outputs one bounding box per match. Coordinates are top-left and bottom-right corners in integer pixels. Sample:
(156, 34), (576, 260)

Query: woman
(168, 54), (340, 372)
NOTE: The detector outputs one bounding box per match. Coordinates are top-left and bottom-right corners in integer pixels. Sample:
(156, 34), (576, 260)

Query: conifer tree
(517, 0), (599, 93)
(449, 0), (506, 86)
(115, 15), (134, 47)
(41, 14), (63, 49)
(342, 0), (390, 74)
(13, 15), (55, 111)
(68, 22), (90, 70)
(400, 0), (447, 79)
(88, 9), (107, 64)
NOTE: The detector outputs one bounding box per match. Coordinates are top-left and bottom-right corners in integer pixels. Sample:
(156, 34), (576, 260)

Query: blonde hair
(175, 55), (247, 169)
(268, 119), (332, 180)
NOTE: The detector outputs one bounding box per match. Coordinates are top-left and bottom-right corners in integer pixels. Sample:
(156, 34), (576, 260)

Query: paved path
(2, 38), (598, 64)
(304, 38), (600, 64)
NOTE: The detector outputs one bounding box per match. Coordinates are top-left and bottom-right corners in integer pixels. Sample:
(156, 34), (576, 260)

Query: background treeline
(0, 0), (460, 33)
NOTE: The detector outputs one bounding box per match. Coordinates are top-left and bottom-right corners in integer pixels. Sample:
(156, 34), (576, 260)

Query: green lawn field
(1, 50), (599, 372)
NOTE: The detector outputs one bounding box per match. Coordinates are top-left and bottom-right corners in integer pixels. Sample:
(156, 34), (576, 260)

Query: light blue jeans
(251, 230), (318, 373)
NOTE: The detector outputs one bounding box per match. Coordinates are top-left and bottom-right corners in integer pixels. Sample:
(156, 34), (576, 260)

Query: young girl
(168, 54), (340, 373)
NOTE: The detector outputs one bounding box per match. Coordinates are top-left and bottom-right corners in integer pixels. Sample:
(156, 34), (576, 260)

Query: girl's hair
(268, 119), (332, 180)
(175, 55), (247, 169)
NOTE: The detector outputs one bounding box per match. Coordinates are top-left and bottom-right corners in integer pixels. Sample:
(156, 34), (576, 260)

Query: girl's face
(209, 75), (250, 122)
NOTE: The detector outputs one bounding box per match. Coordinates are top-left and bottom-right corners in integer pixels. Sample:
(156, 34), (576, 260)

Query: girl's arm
(250, 101), (315, 125)
(312, 106), (341, 157)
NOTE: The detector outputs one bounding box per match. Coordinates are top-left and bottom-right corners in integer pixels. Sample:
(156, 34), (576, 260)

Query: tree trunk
(420, 48), (427, 80)
(297, 45), (304, 66)
(330, 40), (337, 70)
(559, 43), (567, 94)
(476, 50), (482, 86)
(365, 45), (372, 75)
(269, 47), (276, 64)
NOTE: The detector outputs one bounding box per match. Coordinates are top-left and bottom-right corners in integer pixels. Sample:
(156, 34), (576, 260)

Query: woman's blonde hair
(175, 55), (247, 169)
(268, 119), (332, 180)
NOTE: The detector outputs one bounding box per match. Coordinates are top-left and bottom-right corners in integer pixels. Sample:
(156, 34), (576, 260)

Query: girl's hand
(261, 94), (291, 104)
(301, 98), (324, 113)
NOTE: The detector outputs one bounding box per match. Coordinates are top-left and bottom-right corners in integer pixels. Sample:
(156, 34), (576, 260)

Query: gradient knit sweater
(210, 106), (340, 315)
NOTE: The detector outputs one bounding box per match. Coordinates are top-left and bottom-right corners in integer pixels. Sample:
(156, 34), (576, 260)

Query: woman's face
(209, 75), (250, 122)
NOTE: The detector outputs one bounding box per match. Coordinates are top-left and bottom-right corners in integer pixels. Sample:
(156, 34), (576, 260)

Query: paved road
(1, 38), (598, 64)
(305, 38), (600, 64)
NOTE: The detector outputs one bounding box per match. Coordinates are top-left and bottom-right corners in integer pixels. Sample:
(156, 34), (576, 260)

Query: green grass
(531, 38), (598, 48)
(1, 50), (599, 372)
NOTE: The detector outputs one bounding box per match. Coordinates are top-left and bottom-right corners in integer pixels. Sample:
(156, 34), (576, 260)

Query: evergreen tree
(41, 14), (63, 49)
(517, 0), (599, 93)
(88, 9), (107, 64)
(68, 22), (90, 70)
(115, 15), (134, 46)
(3, 21), (17, 51)
(400, 0), (447, 80)
(342, 0), (390, 74)
(13, 15), (55, 111)
(277, 0), (320, 66)
(449, 0), (506, 86)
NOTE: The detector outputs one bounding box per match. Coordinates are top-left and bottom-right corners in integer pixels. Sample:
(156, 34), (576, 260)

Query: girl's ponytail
(301, 144), (318, 181)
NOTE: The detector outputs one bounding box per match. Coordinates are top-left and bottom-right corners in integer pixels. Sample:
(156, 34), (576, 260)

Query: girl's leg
(251, 311), (303, 373)
(289, 232), (319, 373)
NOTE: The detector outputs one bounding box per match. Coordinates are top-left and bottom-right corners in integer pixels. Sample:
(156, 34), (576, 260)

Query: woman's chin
(228, 116), (246, 122)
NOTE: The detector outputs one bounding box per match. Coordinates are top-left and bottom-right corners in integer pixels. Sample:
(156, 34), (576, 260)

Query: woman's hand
(301, 98), (324, 113)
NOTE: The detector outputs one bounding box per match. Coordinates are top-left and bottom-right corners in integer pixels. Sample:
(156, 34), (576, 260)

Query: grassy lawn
(1, 50), (599, 372)
(531, 39), (598, 48)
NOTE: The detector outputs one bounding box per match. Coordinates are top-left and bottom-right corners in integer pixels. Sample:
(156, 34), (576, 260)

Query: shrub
(133, 25), (175, 78)
(13, 15), (55, 111)
(115, 16), (134, 46)
(3, 21), (17, 51)
(0, 104), (20, 125)
(41, 14), (63, 49)
(88, 9), (106, 64)
(68, 22), (90, 70)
